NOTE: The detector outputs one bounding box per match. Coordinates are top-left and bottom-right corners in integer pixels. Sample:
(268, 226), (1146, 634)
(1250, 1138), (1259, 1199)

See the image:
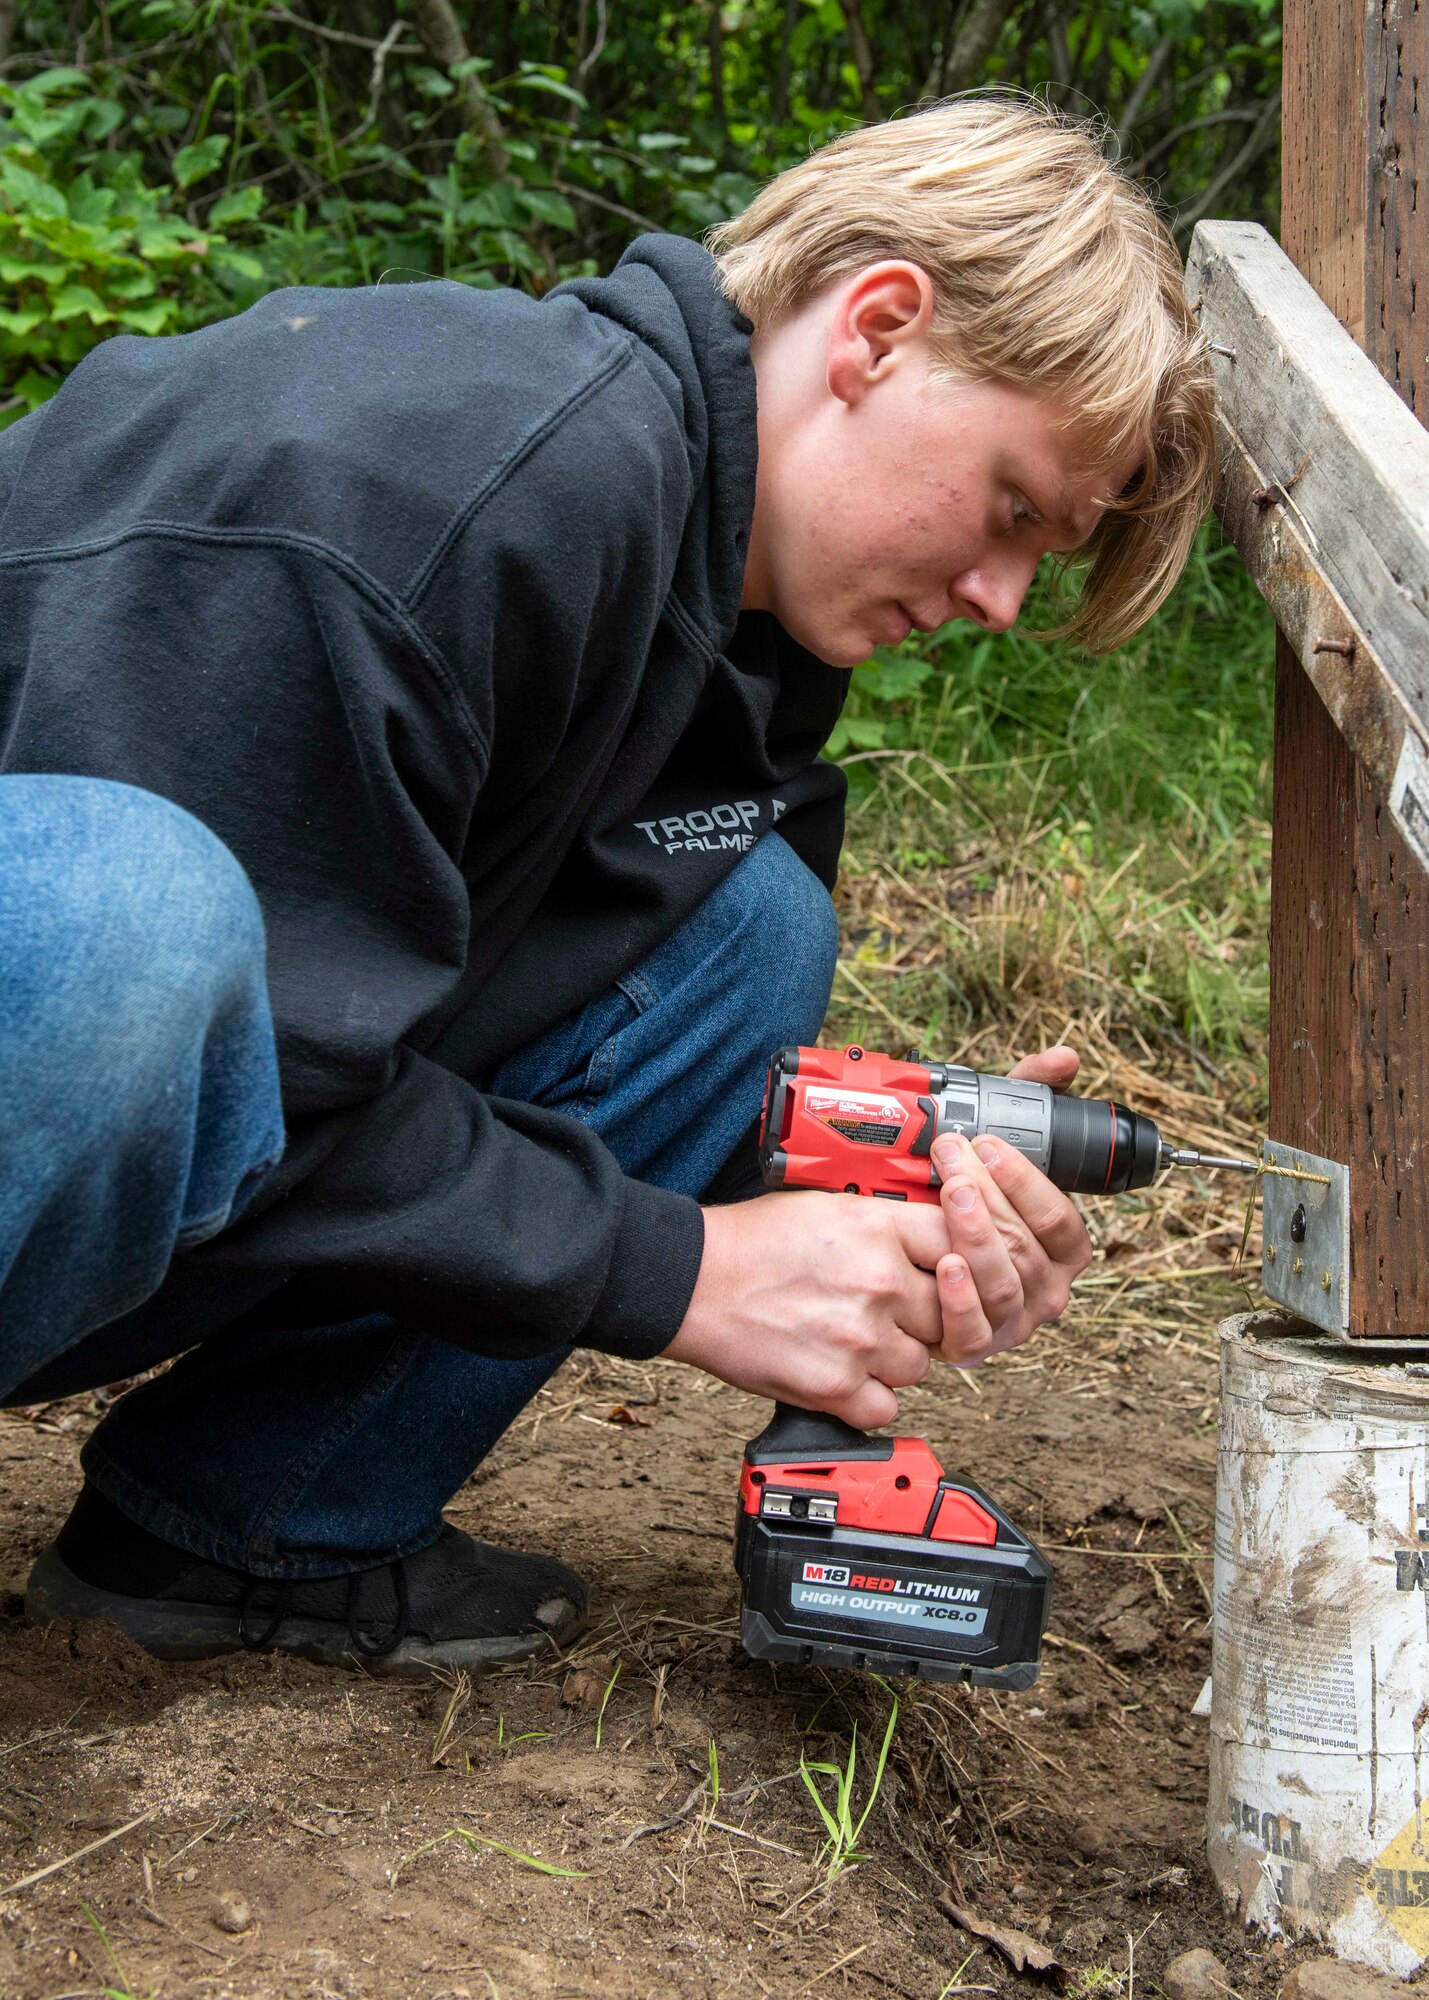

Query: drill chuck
(759, 1045), (1250, 1201)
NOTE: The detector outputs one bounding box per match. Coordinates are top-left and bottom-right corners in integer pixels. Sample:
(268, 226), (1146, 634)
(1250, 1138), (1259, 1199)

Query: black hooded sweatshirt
(0, 235), (848, 1363)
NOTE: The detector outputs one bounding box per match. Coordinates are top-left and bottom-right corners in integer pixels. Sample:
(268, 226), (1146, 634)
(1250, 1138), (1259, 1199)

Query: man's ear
(826, 261), (936, 410)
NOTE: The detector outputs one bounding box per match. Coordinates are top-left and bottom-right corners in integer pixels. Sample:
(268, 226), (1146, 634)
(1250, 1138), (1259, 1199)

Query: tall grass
(826, 530), (1274, 1070)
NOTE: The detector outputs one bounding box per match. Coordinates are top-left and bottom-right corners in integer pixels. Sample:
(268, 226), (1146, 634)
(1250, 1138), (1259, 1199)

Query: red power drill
(733, 1044), (1256, 1689)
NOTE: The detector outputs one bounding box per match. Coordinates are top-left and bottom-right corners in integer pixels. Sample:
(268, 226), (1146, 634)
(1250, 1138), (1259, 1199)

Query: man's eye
(1009, 494), (1042, 529)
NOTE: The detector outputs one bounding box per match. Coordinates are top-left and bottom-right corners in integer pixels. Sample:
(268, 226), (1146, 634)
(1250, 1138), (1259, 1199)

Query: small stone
(1102, 1607), (1159, 1660)
(1284, 1960), (1411, 2000)
(1163, 1948), (1229, 2000)
(1070, 1819), (1108, 1859)
(211, 1890), (251, 1935)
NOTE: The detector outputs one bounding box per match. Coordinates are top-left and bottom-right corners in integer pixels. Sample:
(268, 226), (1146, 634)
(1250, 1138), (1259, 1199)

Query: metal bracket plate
(1260, 1140), (1349, 1335)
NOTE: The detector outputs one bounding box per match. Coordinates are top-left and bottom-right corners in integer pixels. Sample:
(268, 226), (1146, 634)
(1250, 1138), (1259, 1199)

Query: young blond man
(0, 96), (1215, 1671)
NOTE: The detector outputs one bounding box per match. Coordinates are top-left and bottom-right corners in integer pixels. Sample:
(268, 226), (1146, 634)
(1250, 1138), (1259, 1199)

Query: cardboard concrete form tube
(1209, 1312), (1429, 1974)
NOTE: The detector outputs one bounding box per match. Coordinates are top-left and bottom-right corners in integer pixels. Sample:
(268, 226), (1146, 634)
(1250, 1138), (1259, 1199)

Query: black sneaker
(25, 1485), (587, 1677)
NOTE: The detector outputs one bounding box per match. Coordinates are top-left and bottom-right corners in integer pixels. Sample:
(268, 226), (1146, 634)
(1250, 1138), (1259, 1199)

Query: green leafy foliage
(832, 527), (1272, 846)
(0, 69), (257, 421)
(0, 0), (1280, 418)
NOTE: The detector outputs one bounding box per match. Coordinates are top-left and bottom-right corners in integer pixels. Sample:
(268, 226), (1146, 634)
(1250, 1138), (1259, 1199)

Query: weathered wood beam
(1188, 221), (1429, 783)
(1243, 0), (1429, 1339)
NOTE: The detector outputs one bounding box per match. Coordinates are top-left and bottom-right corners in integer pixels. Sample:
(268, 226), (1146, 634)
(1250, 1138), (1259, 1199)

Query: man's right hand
(664, 1191), (954, 1429)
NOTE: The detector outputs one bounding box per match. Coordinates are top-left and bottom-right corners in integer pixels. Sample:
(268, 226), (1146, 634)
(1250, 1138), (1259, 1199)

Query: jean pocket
(572, 973), (657, 1110)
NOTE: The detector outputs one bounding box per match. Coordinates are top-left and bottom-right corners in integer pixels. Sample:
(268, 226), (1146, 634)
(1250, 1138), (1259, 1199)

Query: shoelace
(237, 1559), (412, 1658)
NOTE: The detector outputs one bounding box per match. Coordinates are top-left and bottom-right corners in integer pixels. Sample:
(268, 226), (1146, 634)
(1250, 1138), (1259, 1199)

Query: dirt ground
(0, 1230), (1353, 2000)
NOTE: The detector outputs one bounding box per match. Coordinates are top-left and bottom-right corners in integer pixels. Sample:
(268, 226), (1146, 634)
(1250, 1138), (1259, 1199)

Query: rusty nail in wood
(1250, 485), (1279, 507)
(1312, 636), (1357, 659)
(1208, 342), (1237, 359)
(1283, 451), (1312, 492)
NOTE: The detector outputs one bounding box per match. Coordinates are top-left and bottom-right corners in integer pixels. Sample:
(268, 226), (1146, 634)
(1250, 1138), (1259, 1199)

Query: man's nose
(952, 556), (1037, 634)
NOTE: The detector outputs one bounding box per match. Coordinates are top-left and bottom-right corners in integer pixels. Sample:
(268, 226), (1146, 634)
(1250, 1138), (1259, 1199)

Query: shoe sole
(25, 1547), (587, 1678)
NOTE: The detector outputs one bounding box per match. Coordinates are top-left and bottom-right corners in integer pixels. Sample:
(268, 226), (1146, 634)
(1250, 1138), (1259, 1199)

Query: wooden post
(1273, 0), (1429, 1334)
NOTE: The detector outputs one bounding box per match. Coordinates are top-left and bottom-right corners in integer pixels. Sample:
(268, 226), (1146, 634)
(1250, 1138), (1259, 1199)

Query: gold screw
(1267, 1244), (1277, 1262)
(1293, 1256), (1305, 1275)
(1321, 1272), (1332, 1291)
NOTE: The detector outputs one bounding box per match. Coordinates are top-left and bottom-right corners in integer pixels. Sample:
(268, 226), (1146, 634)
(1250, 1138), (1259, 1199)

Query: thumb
(1007, 1043), (1080, 1091)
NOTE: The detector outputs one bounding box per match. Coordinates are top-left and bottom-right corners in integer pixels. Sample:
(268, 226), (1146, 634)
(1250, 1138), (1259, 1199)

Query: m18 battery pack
(734, 1406), (1052, 1691)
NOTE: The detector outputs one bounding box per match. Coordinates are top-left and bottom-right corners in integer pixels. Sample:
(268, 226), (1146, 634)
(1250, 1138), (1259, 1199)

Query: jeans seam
(617, 970), (659, 1014)
(578, 971), (659, 1103)
(584, 1035), (616, 1098)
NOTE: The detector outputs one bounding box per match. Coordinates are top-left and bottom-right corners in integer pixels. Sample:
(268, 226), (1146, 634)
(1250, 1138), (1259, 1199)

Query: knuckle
(876, 1254), (910, 1295)
(983, 1273), (1023, 1314)
(849, 1320), (881, 1358)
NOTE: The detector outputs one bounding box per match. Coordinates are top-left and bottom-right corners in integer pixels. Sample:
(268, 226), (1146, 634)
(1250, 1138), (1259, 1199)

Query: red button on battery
(930, 1488), (998, 1545)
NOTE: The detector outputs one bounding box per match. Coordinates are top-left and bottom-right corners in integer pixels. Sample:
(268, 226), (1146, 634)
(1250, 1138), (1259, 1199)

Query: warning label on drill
(804, 1089), (907, 1148)
(791, 1583), (989, 1634)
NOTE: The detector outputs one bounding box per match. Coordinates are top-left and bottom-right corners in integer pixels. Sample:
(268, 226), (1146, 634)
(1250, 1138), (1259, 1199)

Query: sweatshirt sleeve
(229, 1046), (707, 1360)
(0, 329), (707, 1362)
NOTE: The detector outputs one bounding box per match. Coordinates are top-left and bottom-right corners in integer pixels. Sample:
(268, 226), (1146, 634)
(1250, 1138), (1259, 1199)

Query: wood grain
(1188, 220), (1429, 756)
(1368, 4), (1429, 420)
(1270, 0), (1429, 1334)
(1282, 0), (1366, 340)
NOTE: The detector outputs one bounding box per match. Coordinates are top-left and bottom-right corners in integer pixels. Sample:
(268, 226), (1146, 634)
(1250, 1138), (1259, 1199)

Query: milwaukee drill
(733, 1044), (1256, 1689)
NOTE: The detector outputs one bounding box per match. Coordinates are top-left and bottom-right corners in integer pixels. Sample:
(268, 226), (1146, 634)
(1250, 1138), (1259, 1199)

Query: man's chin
(780, 612), (870, 671)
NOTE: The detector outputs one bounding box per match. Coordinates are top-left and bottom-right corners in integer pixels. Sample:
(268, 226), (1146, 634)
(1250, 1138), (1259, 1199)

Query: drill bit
(1159, 1144), (1260, 1176)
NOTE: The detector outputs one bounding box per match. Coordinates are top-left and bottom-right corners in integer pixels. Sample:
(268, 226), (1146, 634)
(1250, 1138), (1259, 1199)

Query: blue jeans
(0, 777), (837, 1578)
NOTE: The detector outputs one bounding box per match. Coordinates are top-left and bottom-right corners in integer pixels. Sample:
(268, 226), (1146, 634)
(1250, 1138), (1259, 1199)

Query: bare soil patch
(2, 1266), (1338, 2000)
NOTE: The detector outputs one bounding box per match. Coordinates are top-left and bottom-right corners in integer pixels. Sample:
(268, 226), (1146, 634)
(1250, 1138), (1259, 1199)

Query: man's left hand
(925, 1043), (1092, 1365)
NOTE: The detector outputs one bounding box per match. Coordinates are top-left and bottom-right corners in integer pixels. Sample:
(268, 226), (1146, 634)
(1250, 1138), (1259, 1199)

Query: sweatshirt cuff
(580, 1175), (705, 1360)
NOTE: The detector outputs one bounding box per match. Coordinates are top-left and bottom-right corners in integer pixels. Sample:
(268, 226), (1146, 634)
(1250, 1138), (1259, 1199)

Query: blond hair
(708, 96), (1216, 654)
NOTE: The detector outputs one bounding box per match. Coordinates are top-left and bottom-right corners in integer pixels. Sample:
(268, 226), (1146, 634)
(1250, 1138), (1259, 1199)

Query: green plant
(388, 1823), (589, 1886)
(494, 1713), (552, 1755)
(592, 1659), (621, 1749)
(78, 1901), (148, 2000)
(451, 1827), (589, 1877)
(935, 1951), (981, 1999)
(0, 68), (262, 424)
(798, 1697), (899, 1880)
